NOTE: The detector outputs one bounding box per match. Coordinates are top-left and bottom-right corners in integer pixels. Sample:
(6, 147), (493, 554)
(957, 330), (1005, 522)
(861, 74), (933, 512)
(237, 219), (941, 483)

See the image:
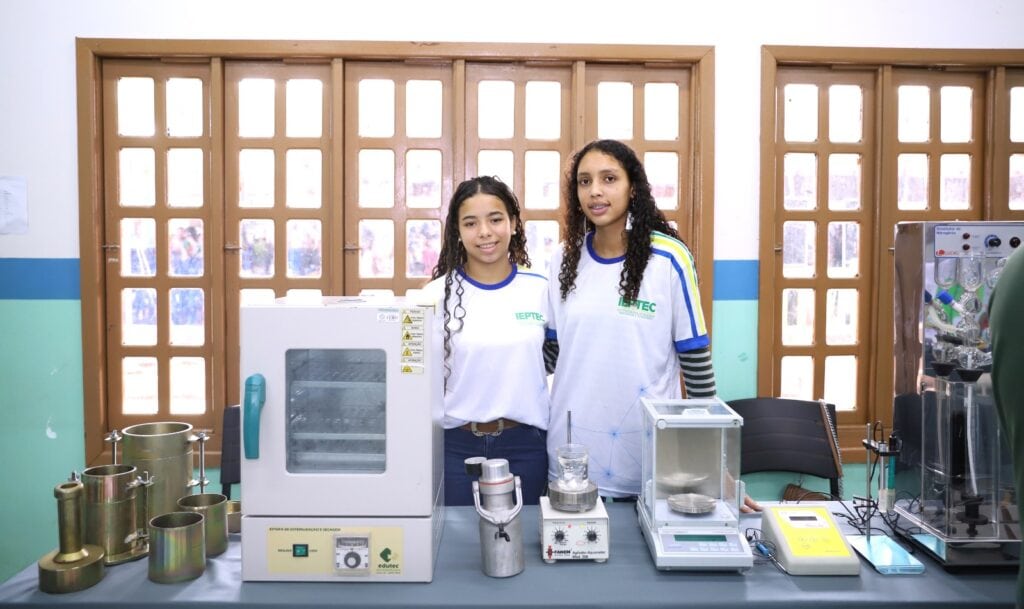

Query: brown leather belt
(460, 418), (520, 437)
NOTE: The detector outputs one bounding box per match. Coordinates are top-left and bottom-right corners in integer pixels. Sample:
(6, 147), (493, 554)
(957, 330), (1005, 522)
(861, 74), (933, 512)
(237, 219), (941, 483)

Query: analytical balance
(239, 295), (445, 582)
(539, 440), (608, 563)
(637, 398), (752, 571)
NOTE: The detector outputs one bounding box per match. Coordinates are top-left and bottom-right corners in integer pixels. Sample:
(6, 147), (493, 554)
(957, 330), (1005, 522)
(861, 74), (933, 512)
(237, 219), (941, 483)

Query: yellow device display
(759, 505), (860, 575)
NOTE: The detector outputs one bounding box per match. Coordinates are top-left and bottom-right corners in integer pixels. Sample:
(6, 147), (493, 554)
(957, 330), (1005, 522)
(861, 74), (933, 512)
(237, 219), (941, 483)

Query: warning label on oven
(400, 308), (425, 373)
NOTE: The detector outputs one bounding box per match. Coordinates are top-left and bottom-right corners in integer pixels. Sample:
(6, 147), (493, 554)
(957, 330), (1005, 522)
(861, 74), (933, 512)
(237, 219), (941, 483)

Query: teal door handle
(243, 373), (266, 459)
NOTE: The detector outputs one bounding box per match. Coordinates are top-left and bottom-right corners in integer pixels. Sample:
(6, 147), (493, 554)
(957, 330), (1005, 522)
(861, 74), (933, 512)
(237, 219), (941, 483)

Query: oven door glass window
(285, 348), (386, 473)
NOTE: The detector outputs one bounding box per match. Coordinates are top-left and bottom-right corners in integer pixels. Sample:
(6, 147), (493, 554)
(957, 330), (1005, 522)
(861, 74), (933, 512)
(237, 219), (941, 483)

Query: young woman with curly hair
(547, 140), (756, 510)
(424, 176), (551, 506)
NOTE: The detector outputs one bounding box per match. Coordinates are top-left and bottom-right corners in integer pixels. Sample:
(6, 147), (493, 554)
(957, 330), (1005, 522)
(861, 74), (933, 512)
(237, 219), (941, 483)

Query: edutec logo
(514, 311), (545, 323)
(379, 548), (392, 563)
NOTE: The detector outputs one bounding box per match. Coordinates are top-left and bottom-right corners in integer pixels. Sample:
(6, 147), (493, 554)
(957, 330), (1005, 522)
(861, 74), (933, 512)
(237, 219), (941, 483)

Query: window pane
(169, 357), (206, 415)
(644, 82), (679, 141)
(477, 150), (514, 187)
(782, 221), (816, 278)
(240, 219), (275, 278)
(784, 153), (817, 211)
(122, 357), (158, 415)
(406, 80), (442, 138)
(784, 84), (817, 143)
(166, 78), (203, 137)
(525, 220), (560, 277)
(238, 78), (275, 138)
(406, 220), (441, 278)
(524, 150), (561, 210)
(169, 288), (204, 346)
(829, 84), (863, 143)
(826, 289), (858, 346)
(478, 80), (514, 139)
(1010, 154), (1024, 211)
(827, 221), (859, 278)
(167, 148), (204, 208)
(286, 219), (322, 278)
(286, 79), (322, 138)
(824, 356), (857, 411)
(597, 81), (633, 140)
(828, 154), (861, 211)
(286, 149), (322, 209)
(780, 356), (813, 401)
(1012, 87), (1024, 143)
(406, 149), (442, 209)
(239, 149), (275, 208)
(119, 148), (155, 207)
(117, 77), (155, 137)
(898, 85), (930, 143)
(358, 149), (395, 208)
(897, 153), (929, 210)
(121, 288), (156, 346)
(644, 152), (679, 211)
(940, 86), (972, 144)
(120, 218), (156, 277)
(939, 154), (971, 210)
(359, 219), (394, 278)
(168, 219), (204, 277)
(358, 79), (394, 138)
(525, 81), (561, 140)
(781, 288), (815, 346)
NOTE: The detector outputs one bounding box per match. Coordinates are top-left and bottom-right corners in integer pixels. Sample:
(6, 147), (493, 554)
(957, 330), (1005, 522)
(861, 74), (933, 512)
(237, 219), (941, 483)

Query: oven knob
(986, 235), (1002, 248)
(343, 551), (362, 569)
(1011, 236), (1021, 248)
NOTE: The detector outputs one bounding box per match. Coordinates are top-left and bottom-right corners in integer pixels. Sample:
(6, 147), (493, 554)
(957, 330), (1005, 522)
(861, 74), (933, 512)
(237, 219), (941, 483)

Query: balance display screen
(674, 534), (727, 542)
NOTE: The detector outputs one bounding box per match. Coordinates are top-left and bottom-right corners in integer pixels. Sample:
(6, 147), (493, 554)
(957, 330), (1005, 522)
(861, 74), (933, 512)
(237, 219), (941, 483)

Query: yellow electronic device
(759, 504), (860, 575)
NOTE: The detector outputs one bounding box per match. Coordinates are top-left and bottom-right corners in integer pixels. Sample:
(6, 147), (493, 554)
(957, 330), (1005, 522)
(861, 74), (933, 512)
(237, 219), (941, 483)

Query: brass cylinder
(82, 464), (147, 565)
(38, 481), (105, 593)
(177, 493), (228, 557)
(122, 422), (196, 517)
(148, 512), (205, 584)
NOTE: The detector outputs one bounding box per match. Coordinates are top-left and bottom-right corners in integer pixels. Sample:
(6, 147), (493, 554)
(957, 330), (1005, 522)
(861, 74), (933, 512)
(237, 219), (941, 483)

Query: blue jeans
(444, 425), (548, 506)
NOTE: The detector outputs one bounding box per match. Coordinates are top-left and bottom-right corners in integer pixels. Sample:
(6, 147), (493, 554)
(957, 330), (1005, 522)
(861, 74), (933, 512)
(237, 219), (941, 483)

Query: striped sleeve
(651, 232), (708, 343)
(678, 346), (717, 398)
(543, 338), (559, 374)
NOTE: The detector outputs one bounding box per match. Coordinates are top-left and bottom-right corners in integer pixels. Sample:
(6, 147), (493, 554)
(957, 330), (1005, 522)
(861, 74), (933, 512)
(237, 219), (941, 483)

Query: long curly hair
(430, 176), (530, 383)
(557, 139), (680, 304)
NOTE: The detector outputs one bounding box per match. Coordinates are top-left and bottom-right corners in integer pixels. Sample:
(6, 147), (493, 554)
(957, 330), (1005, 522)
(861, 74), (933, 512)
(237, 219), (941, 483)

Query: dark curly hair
(430, 176), (531, 383)
(557, 139), (680, 304)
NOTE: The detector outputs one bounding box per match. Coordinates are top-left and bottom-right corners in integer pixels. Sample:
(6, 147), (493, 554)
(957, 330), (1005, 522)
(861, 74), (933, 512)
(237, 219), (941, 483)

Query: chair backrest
(221, 405), (241, 499)
(726, 397), (843, 499)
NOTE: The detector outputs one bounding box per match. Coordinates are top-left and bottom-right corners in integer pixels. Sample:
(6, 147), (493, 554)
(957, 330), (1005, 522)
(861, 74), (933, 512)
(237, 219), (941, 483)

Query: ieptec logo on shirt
(617, 296), (657, 319)
(514, 311), (546, 325)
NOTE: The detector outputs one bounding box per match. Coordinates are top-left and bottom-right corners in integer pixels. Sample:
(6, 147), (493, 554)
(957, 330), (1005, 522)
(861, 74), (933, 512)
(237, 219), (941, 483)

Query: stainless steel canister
(148, 512), (205, 583)
(122, 422), (197, 518)
(467, 458), (525, 578)
(81, 464), (149, 565)
(177, 493), (228, 557)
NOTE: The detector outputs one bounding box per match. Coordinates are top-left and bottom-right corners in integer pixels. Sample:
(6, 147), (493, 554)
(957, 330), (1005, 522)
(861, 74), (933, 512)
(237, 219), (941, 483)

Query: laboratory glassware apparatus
(891, 221), (1023, 568)
(539, 413), (609, 563)
(637, 397), (753, 571)
(465, 457), (525, 578)
(239, 295), (445, 582)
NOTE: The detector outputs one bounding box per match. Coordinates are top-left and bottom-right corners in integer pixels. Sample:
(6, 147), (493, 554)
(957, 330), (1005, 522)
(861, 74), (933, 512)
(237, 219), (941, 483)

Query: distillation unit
(891, 221), (1022, 568)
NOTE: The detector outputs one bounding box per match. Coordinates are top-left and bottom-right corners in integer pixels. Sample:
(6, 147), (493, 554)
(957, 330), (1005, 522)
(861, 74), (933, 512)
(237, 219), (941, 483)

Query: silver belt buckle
(470, 419), (504, 437)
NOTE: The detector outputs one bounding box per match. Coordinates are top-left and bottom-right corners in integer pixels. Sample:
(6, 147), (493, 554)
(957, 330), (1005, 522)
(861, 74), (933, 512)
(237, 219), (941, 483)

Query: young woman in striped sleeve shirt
(546, 139), (758, 511)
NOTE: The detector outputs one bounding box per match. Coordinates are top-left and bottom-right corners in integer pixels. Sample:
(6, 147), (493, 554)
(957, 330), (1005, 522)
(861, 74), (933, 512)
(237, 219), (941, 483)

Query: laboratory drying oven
(239, 295), (444, 582)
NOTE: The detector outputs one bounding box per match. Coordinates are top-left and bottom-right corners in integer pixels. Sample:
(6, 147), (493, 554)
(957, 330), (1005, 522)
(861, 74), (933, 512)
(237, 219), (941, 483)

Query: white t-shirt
(424, 265), (551, 430)
(547, 231), (709, 496)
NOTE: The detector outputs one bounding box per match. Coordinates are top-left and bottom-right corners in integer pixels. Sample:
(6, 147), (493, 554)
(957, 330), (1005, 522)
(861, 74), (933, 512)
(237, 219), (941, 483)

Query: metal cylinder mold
(148, 512), (205, 583)
(122, 422), (197, 517)
(177, 493), (228, 557)
(38, 480), (106, 593)
(81, 464), (149, 565)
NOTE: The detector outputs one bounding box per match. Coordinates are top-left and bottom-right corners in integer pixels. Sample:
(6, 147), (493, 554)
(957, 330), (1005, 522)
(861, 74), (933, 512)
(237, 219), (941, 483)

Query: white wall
(2, 0), (1023, 260)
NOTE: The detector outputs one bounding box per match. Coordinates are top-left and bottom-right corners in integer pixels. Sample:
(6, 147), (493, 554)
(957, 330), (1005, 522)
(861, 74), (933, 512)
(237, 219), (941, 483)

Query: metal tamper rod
(195, 431), (210, 492)
(38, 478), (106, 593)
(104, 429), (123, 464)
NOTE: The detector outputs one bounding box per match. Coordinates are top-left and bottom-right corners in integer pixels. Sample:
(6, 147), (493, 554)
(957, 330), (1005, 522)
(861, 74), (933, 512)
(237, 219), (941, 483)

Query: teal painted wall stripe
(713, 259), (758, 301)
(0, 258), (79, 299)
